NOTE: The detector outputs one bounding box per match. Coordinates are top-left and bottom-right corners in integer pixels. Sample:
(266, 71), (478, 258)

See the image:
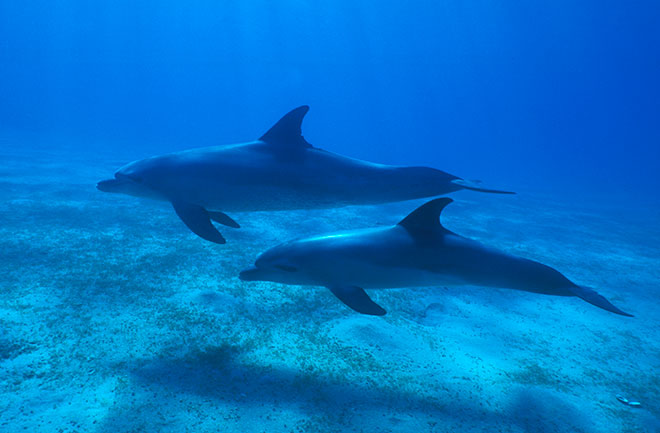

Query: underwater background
(1, 1), (659, 432)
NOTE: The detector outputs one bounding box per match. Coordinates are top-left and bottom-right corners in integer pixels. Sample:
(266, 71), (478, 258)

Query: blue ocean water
(1, 1), (659, 432)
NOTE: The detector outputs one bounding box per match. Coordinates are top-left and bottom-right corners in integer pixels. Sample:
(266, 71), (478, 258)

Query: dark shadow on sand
(130, 344), (459, 415)
(101, 344), (599, 433)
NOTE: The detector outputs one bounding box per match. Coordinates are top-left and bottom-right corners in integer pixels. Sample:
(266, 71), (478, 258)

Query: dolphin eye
(274, 264), (298, 272)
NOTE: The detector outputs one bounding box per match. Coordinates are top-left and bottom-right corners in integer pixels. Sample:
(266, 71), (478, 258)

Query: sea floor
(0, 139), (658, 433)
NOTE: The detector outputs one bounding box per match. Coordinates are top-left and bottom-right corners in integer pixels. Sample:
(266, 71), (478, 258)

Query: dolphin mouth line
(115, 172), (142, 182)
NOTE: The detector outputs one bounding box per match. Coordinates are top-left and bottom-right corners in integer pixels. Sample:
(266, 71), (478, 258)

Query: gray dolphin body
(240, 198), (632, 317)
(97, 106), (512, 244)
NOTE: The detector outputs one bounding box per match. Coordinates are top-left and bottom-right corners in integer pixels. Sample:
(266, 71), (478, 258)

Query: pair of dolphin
(98, 106), (632, 317)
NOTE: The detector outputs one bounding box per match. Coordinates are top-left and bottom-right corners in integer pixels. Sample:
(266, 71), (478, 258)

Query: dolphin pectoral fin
(208, 211), (240, 228)
(569, 286), (633, 317)
(328, 286), (386, 316)
(451, 179), (515, 194)
(171, 201), (226, 244)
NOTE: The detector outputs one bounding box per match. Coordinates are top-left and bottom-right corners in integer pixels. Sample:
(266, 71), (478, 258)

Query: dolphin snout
(97, 178), (123, 192)
(239, 266), (262, 281)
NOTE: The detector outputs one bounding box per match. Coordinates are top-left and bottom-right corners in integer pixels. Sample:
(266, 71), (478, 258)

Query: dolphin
(239, 198), (632, 317)
(97, 106), (512, 244)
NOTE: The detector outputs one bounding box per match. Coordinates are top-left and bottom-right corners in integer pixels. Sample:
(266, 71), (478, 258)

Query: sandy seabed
(0, 142), (658, 433)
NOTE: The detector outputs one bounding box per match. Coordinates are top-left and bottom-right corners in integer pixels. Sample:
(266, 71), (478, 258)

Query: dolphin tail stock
(451, 179), (515, 194)
(569, 285), (633, 317)
(172, 201), (229, 244)
(328, 286), (387, 316)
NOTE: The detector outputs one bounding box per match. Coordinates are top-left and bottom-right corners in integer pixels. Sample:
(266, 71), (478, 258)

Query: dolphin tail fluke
(451, 179), (515, 194)
(569, 286), (633, 317)
(172, 201), (226, 244)
(328, 286), (386, 316)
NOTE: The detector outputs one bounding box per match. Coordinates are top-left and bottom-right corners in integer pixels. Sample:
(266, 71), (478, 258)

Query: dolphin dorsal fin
(398, 198), (453, 233)
(259, 105), (312, 148)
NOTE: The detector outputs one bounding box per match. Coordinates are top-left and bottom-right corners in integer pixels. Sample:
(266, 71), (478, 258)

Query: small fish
(616, 394), (642, 407)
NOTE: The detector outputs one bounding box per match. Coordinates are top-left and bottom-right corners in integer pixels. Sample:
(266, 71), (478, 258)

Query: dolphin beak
(96, 178), (123, 192)
(239, 266), (263, 281)
(97, 172), (138, 193)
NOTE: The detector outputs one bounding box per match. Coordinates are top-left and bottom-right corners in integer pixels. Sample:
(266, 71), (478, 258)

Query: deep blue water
(1, 1), (659, 197)
(1, 2), (659, 433)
